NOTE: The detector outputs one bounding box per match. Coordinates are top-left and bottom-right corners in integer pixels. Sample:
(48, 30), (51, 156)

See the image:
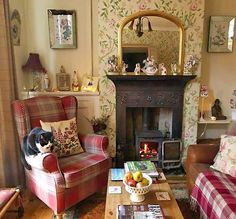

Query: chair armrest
(186, 144), (219, 170)
(26, 153), (61, 173)
(78, 134), (109, 157)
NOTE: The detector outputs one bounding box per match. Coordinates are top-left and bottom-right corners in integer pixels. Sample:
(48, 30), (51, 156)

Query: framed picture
(208, 16), (235, 52)
(48, 9), (77, 49)
(81, 76), (99, 92)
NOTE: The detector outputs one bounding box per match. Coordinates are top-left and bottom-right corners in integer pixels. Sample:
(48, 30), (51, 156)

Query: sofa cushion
(40, 117), (84, 157)
(211, 135), (236, 178)
(58, 152), (111, 188)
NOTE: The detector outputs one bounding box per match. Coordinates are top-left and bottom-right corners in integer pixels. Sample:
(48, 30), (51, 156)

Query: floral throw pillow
(40, 117), (84, 157)
(211, 135), (236, 178)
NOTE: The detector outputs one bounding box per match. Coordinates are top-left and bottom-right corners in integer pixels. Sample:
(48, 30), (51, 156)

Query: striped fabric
(12, 95), (112, 215)
(191, 170), (236, 219)
(59, 152), (111, 188)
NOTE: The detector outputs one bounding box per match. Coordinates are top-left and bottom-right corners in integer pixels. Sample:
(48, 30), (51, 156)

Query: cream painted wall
(11, 0), (93, 97)
(202, 0), (236, 119)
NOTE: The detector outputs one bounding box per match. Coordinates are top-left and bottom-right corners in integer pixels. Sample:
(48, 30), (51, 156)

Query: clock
(10, 9), (21, 46)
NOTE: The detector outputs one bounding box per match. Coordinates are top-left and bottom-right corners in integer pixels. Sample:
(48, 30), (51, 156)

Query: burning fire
(140, 143), (158, 159)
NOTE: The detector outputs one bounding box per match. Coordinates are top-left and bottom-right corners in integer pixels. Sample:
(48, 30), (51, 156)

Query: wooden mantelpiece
(107, 74), (196, 163)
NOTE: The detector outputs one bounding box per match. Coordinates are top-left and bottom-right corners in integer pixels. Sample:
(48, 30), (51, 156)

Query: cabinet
(23, 91), (100, 134)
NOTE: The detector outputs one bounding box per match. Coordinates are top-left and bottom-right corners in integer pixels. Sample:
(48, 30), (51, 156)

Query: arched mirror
(118, 10), (185, 74)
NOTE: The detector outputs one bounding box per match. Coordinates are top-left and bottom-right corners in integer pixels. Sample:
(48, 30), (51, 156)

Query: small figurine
(211, 99), (227, 120)
(72, 71), (80, 92)
(43, 72), (50, 91)
(134, 63), (141, 75)
(107, 55), (118, 73)
(159, 63), (167, 75)
(171, 63), (177, 75)
(122, 61), (128, 74)
(60, 65), (66, 73)
(142, 56), (158, 75)
(184, 55), (199, 75)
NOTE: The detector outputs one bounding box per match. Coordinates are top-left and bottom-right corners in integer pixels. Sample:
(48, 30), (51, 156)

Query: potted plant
(88, 115), (109, 135)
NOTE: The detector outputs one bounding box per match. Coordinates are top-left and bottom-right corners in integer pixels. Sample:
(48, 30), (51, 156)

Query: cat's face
(35, 132), (53, 153)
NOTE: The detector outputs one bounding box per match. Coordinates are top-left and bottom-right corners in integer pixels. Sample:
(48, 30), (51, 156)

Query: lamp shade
(22, 53), (46, 73)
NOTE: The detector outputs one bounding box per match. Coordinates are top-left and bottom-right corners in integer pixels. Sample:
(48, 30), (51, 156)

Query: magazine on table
(117, 204), (165, 219)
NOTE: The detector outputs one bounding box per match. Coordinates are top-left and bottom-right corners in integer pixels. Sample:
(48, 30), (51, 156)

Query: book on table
(117, 204), (165, 219)
(111, 168), (125, 181)
(124, 160), (159, 177)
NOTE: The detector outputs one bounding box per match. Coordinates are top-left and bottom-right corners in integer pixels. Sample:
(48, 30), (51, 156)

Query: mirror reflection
(122, 16), (180, 73)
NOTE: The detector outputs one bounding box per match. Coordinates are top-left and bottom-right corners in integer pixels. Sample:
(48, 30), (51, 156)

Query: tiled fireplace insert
(107, 74), (195, 167)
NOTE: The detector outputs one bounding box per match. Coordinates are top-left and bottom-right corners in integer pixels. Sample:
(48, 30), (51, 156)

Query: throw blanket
(191, 170), (236, 219)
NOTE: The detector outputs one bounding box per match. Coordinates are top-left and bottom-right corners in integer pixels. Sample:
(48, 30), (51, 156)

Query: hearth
(107, 74), (196, 167)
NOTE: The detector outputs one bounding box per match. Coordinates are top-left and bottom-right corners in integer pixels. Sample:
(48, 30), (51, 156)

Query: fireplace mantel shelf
(107, 74), (196, 82)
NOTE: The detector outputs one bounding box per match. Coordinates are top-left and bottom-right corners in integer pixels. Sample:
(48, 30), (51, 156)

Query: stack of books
(117, 204), (165, 219)
(124, 160), (159, 177)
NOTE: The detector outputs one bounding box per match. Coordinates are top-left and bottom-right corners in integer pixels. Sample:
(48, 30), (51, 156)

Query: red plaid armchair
(12, 95), (112, 218)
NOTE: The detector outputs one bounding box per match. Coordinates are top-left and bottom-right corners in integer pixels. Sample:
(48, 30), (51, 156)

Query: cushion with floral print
(40, 117), (84, 157)
(211, 135), (236, 178)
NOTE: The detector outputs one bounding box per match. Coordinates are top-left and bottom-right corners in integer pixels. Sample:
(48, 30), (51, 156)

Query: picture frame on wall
(208, 16), (235, 53)
(48, 9), (77, 49)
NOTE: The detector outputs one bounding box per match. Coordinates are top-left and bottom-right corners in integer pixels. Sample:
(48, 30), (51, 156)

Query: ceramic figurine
(171, 63), (177, 75)
(43, 73), (50, 91)
(134, 63), (141, 75)
(159, 63), (167, 75)
(107, 55), (118, 73)
(142, 56), (158, 75)
(122, 61), (128, 74)
(72, 70), (80, 92)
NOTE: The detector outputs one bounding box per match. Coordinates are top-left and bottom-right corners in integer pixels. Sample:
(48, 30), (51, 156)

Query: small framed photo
(48, 9), (77, 49)
(81, 76), (99, 92)
(208, 16), (235, 53)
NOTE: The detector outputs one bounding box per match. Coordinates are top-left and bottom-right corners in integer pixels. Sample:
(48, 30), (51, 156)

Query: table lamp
(22, 53), (46, 91)
(199, 85), (208, 121)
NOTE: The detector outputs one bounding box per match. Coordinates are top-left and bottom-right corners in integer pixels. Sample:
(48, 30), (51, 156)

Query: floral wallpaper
(122, 29), (179, 72)
(98, 0), (204, 158)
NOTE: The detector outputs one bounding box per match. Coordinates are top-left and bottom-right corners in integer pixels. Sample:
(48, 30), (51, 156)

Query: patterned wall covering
(98, 0), (204, 158)
(122, 29), (179, 72)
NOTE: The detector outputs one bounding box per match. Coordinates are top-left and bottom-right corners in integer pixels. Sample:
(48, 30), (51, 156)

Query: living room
(0, 0), (236, 218)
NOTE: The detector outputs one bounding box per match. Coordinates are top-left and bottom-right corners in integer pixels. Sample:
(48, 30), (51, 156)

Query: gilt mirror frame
(118, 10), (185, 74)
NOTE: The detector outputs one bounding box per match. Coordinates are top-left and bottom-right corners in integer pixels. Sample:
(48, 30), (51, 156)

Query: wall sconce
(22, 53), (46, 91)
(128, 16), (153, 37)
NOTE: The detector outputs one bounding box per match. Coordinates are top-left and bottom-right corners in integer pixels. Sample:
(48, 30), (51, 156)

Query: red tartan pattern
(12, 95), (112, 215)
(79, 134), (109, 157)
(59, 152), (112, 188)
(0, 188), (16, 208)
(191, 170), (236, 219)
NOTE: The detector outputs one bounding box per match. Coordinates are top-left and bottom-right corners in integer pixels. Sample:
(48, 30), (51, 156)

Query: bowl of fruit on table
(123, 171), (152, 202)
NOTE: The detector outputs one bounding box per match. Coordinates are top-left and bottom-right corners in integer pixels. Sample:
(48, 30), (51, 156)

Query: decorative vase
(231, 109), (236, 121)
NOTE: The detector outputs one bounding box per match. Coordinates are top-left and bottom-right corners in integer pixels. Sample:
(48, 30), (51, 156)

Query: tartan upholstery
(12, 95), (112, 215)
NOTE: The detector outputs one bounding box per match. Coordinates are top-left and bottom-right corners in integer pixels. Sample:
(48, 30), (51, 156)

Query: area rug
(52, 183), (199, 219)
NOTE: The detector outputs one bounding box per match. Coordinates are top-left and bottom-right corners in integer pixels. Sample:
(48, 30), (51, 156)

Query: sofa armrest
(186, 144), (219, 169)
(26, 152), (61, 173)
(78, 134), (109, 157)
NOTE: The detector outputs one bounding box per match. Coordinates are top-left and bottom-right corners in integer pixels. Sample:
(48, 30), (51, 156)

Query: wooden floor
(3, 189), (53, 219)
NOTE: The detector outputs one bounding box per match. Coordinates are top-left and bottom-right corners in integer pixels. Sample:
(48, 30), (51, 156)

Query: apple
(136, 182), (145, 188)
(133, 171), (143, 182)
(141, 177), (149, 186)
(127, 179), (137, 187)
(124, 171), (133, 182)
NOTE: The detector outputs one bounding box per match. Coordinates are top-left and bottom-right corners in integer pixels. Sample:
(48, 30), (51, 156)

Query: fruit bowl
(123, 173), (152, 202)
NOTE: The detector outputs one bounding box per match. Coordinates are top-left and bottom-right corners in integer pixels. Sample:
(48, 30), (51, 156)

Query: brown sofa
(186, 143), (220, 194)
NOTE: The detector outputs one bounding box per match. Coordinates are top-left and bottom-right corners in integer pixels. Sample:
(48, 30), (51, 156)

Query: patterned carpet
(52, 182), (199, 219)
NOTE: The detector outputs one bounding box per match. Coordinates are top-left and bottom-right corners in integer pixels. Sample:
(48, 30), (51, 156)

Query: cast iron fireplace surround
(107, 74), (196, 166)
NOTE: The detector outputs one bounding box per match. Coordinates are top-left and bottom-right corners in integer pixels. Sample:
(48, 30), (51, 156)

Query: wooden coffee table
(105, 169), (184, 219)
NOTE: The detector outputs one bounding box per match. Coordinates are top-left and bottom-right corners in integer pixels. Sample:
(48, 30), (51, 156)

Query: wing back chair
(12, 95), (112, 218)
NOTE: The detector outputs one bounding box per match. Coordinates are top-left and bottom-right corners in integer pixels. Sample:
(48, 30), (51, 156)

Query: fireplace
(107, 74), (196, 167)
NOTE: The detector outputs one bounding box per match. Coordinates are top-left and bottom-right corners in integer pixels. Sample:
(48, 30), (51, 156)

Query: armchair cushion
(41, 117), (84, 157)
(58, 152), (111, 188)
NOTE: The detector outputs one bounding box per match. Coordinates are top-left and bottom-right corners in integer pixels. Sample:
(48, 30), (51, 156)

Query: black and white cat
(21, 127), (53, 170)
